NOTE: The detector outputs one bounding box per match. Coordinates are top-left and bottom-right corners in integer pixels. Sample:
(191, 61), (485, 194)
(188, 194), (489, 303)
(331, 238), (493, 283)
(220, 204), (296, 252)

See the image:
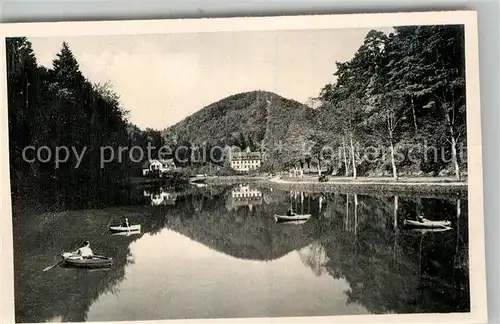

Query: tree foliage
(318, 25), (467, 179)
(7, 38), (129, 203)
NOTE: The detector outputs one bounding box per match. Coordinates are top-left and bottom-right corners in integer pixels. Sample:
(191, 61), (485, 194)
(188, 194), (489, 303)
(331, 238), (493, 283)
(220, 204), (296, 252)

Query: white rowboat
(403, 219), (451, 229)
(109, 225), (141, 232)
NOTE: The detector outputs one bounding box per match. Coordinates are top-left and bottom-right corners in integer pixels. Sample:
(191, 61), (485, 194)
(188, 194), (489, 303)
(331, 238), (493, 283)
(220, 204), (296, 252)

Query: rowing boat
(274, 214), (311, 223)
(61, 252), (113, 268)
(111, 230), (141, 236)
(109, 224), (141, 232)
(403, 219), (451, 229)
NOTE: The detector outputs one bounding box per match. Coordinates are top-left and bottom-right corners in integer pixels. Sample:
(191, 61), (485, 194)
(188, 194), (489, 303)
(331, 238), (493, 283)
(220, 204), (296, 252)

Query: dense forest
(6, 38), (132, 203)
(315, 25), (467, 180)
(6, 24), (467, 193)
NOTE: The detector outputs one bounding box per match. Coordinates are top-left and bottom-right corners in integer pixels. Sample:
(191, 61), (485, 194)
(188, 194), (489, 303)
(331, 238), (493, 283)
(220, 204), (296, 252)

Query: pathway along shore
(267, 176), (467, 197)
(204, 175), (468, 198)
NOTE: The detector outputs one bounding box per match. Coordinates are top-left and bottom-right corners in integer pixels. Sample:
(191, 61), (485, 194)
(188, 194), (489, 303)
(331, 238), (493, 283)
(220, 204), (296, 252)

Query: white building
(229, 147), (262, 172)
(142, 159), (177, 176)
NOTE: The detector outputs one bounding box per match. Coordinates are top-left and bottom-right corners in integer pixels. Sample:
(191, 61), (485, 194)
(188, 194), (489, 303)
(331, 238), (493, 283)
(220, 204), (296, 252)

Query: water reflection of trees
(298, 193), (469, 314)
(297, 241), (329, 276)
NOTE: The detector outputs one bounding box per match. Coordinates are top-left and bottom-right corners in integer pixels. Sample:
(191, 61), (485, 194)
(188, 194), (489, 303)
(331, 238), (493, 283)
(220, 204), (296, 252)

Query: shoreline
(204, 174), (467, 185)
(203, 175), (468, 197)
(266, 177), (467, 198)
(269, 176), (467, 186)
(125, 174), (468, 197)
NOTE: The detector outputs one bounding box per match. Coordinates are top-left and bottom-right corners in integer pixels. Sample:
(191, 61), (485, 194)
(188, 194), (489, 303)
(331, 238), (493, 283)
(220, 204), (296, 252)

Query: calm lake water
(13, 182), (469, 322)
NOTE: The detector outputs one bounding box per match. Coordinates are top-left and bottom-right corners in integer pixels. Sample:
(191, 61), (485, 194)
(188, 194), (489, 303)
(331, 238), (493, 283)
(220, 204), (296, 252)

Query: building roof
(142, 159), (175, 168)
(231, 152), (262, 161)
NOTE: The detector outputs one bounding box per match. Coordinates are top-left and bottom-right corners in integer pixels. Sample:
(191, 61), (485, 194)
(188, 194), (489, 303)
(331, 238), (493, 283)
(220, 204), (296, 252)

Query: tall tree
(425, 26), (466, 180)
(336, 96), (364, 179)
(317, 25), (466, 179)
(384, 26), (425, 135)
(6, 38), (131, 204)
(6, 37), (40, 175)
(52, 42), (84, 89)
(364, 93), (409, 179)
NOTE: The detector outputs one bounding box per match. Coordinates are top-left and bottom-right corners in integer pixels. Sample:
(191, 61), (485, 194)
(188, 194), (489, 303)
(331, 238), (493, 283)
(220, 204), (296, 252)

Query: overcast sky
(29, 27), (393, 130)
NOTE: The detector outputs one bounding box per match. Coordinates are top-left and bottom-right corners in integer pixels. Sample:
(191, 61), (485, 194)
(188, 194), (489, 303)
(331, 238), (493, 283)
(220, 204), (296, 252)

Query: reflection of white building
(144, 187), (177, 206)
(231, 184), (262, 198)
(226, 184), (263, 211)
(229, 147), (262, 172)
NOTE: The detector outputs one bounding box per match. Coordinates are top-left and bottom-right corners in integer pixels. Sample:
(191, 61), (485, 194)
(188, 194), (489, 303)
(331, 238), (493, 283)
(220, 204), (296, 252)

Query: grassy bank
(204, 175), (267, 185)
(275, 175), (467, 184)
(266, 176), (467, 198)
(203, 174), (468, 198)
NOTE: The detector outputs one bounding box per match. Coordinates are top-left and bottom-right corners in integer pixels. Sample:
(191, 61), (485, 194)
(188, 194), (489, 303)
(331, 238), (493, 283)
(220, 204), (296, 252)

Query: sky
(29, 27), (393, 130)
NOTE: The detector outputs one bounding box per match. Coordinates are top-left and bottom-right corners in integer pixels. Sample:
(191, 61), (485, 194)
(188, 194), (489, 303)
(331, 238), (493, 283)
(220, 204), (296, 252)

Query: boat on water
(274, 214), (311, 223)
(109, 224), (141, 232)
(111, 230), (141, 236)
(61, 252), (113, 269)
(403, 219), (451, 229)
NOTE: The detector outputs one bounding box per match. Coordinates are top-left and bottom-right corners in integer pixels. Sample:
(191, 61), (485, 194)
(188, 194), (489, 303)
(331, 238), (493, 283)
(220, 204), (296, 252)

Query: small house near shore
(142, 159), (177, 176)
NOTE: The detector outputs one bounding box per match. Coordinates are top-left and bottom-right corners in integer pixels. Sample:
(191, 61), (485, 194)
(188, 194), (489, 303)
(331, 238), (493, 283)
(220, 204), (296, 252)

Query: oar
(93, 255), (110, 259)
(42, 244), (79, 272)
(42, 256), (65, 272)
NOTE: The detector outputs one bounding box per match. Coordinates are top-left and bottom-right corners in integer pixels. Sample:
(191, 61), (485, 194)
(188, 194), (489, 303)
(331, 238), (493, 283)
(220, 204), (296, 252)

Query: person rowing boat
(43, 241), (108, 271)
(72, 240), (94, 259)
(122, 217), (130, 229)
